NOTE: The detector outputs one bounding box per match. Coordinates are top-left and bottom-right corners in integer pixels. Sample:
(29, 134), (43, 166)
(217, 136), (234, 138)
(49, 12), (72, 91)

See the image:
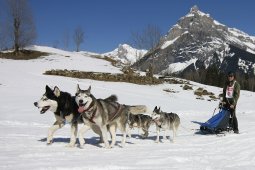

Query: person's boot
(234, 130), (239, 134)
(229, 118), (233, 131)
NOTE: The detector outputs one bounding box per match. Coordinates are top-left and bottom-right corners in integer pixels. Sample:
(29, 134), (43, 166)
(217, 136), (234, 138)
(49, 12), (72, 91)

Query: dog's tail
(127, 105), (152, 115)
(104, 95), (118, 102)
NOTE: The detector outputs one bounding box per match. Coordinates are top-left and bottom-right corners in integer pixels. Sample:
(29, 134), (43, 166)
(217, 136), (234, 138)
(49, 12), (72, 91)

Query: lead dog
(75, 85), (150, 148)
(34, 85), (102, 147)
(151, 106), (180, 143)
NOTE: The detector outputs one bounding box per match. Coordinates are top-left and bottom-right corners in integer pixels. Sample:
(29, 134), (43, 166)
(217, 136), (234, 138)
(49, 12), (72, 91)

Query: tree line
(181, 64), (255, 92)
(0, 0), (84, 52)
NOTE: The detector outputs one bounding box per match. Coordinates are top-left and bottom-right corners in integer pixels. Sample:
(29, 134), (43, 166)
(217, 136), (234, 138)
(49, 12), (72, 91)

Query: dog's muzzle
(78, 101), (88, 113)
(79, 100), (83, 105)
(34, 102), (50, 114)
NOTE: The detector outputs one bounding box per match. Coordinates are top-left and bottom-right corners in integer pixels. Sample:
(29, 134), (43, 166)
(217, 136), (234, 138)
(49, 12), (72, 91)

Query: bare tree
(73, 26), (84, 52)
(131, 24), (162, 50)
(248, 77), (255, 91)
(5, 0), (36, 52)
(135, 49), (144, 61)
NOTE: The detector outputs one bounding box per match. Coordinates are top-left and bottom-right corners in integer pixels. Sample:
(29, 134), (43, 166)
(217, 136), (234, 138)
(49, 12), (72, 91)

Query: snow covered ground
(0, 46), (254, 170)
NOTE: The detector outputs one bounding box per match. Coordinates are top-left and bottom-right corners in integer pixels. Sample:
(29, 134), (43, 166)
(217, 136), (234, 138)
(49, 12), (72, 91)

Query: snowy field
(0, 46), (254, 170)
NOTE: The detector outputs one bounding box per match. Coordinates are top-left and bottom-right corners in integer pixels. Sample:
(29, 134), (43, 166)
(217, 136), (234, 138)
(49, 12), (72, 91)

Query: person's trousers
(229, 109), (239, 131)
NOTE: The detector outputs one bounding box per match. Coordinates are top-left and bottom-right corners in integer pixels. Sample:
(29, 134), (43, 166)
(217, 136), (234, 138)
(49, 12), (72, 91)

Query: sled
(199, 108), (232, 134)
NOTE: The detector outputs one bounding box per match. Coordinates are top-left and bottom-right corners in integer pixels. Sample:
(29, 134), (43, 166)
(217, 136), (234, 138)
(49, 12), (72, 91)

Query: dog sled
(199, 107), (232, 135)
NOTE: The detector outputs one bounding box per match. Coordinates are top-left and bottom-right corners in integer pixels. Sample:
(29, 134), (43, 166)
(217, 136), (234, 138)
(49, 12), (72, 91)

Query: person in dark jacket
(222, 71), (241, 134)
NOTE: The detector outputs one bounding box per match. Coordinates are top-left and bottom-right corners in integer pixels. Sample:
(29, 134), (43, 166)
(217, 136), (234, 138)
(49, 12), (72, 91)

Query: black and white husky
(151, 106), (180, 143)
(75, 85), (150, 148)
(34, 85), (102, 147)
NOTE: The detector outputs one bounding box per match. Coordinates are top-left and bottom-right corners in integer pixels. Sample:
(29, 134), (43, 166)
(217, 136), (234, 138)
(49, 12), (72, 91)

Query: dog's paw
(104, 145), (111, 149)
(78, 145), (84, 149)
(78, 139), (85, 146)
(65, 143), (75, 148)
(46, 140), (53, 145)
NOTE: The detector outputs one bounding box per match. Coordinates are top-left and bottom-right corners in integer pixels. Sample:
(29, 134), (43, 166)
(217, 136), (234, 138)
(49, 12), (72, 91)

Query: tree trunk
(14, 18), (20, 53)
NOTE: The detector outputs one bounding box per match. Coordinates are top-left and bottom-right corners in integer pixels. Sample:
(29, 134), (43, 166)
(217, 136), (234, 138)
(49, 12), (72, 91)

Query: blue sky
(28, 0), (255, 53)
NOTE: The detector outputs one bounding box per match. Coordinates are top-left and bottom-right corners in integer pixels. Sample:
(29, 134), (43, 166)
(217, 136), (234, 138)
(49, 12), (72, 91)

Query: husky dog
(128, 114), (152, 138)
(75, 85), (149, 148)
(151, 106), (180, 143)
(34, 85), (102, 147)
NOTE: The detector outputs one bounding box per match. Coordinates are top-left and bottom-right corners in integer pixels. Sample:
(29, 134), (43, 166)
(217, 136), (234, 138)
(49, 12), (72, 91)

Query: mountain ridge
(133, 5), (255, 77)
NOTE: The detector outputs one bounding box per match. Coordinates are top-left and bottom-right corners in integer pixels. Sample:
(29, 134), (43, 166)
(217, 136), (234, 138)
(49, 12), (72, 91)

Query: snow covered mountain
(103, 44), (147, 65)
(134, 5), (255, 76)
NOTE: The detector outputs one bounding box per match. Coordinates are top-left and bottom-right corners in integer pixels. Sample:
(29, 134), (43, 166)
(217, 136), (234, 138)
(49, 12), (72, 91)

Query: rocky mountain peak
(164, 6), (223, 44)
(188, 5), (208, 17)
(190, 5), (199, 13)
(133, 6), (255, 79)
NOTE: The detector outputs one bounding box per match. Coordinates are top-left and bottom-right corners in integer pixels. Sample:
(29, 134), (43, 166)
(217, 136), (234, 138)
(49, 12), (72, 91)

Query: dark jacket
(223, 80), (240, 106)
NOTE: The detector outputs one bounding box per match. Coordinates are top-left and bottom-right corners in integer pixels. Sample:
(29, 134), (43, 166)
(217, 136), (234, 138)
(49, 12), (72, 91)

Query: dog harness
(108, 103), (123, 122)
(79, 101), (97, 124)
(80, 101), (123, 124)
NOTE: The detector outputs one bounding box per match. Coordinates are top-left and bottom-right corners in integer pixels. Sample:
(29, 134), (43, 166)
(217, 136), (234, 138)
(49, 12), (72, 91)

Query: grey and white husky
(34, 85), (102, 147)
(128, 114), (152, 138)
(75, 85), (149, 148)
(151, 106), (180, 143)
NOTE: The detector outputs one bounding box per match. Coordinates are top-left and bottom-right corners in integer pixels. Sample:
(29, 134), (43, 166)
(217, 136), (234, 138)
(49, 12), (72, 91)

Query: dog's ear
(158, 107), (161, 112)
(53, 86), (61, 97)
(87, 86), (91, 93)
(76, 84), (80, 93)
(154, 106), (157, 111)
(46, 85), (52, 92)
